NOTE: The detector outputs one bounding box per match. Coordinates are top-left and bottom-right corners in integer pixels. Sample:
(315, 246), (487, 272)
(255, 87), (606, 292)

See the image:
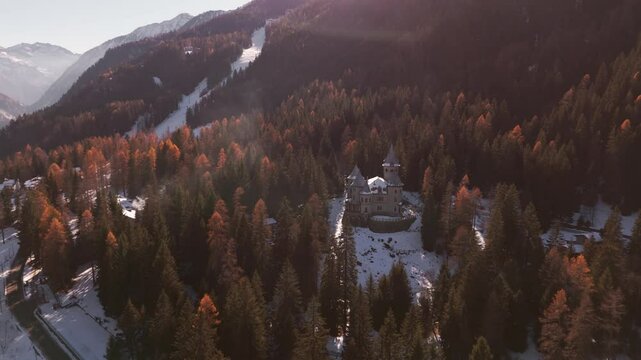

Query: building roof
(347, 165), (367, 187)
(367, 176), (388, 193)
(383, 145), (400, 166)
(348, 165), (364, 180)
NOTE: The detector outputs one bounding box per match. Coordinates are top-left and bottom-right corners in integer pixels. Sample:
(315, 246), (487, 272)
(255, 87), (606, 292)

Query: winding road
(5, 252), (72, 360)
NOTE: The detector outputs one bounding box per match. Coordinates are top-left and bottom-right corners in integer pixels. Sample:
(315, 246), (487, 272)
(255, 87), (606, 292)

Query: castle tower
(383, 145), (403, 215)
(382, 145), (402, 185)
(346, 165), (366, 213)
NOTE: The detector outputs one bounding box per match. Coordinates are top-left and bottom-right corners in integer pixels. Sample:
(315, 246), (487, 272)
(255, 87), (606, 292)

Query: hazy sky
(0, 0), (249, 53)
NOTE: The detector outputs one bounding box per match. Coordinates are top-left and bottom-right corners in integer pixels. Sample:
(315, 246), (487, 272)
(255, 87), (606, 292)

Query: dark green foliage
(469, 337), (493, 360)
(342, 287), (374, 360)
(271, 262), (303, 360)
(220, 277), (267, 359)
(147, 290), (175, 358)
(119, 299), (143, 358)
(376, 310), (402, 360)
(320, 247), (340, 336)
(293, 298), (330, 360)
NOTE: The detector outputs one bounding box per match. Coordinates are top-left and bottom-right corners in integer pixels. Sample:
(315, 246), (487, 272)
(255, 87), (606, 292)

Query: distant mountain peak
(30, 12), (200, 111)
(0, 42), (79, 105)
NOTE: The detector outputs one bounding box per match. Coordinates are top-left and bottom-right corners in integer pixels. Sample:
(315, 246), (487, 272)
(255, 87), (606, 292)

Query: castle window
(377, 206), (382, 211)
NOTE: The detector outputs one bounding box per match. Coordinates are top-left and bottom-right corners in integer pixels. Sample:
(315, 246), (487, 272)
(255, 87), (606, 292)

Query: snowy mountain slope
(150, 26), (266, 138)
(31, 13), (195, 111)
(0, 93), (25, 127)
(0, 43), (78, 105)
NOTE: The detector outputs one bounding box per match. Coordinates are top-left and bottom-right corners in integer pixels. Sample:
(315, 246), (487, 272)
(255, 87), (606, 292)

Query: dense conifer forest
(1, 0), (641, 358)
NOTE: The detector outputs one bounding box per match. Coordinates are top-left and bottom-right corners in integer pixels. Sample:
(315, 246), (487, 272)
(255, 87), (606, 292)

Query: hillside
(0, 0), (305, 156)
(0, 93), (23, 127)
(30, 13), (196, 111)
(189, 0), (641, 126)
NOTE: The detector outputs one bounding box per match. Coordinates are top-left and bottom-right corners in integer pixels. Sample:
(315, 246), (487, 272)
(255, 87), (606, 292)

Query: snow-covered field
(0, 227), (39, 359)
(36, 264), (117, 360)
(328, 192), (443, 299)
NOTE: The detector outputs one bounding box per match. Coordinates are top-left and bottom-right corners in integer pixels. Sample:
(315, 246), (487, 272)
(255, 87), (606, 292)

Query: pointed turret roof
(383, 145), (400, 166)
(347, 165), (366, 187)
(348, 165), (364, 180)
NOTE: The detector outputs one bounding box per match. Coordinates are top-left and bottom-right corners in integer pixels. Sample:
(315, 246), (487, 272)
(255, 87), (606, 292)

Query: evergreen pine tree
(421, 186), (440, 252)
(539, 289), (569, 360)
(41, 217), (71, 291)
(274, 198), (296, 270)
(377, 310), (402, 360)
(119, 299), (142, 358)
(469, 337), (493, 360)
(170, 300), (197, 360)
(272, 262), (303, 360)
(320, 248), (340, 336)
(563, 294), (596, 360)
(221, 277), (267, 359)
(193, 294), (225, 359)
(293, 298), (330, 360)
(342, 287), (374, 360)
(628, 212), (641, 271)
(388, 262), (412, 325)
(598, 288), (624, 357)
(147, 290), (175, 358)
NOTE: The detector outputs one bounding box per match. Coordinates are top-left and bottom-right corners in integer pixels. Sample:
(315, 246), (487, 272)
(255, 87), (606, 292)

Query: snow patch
(117, 194), (146, 219)
(137, 26), (267, 139)
(37, 264), (118, 360)
(0, 227), (40, 359)
(329, 192), (443, 299)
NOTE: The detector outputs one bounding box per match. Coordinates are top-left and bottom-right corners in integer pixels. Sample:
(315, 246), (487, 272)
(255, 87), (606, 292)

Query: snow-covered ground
(127, 26), (267, 139)
(328, 192), (443, 299)
(542, 198), (640, 252)
(117, 194), (146, 219)
(152, 78), (209, 138)
(229, 26), (266, 76)
(0, 227), (39, 359)
(326, 336), (344, 359)
(0, 179), (17, 192)
(36, 264), (118, 360)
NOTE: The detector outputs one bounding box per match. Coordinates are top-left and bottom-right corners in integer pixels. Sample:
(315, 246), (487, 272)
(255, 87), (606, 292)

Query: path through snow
(128, 26), (267, 138)
(0, 228), (40, 359)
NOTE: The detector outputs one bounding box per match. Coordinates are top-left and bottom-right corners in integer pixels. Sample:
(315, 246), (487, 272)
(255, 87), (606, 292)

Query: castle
(344, 145), (404, 224)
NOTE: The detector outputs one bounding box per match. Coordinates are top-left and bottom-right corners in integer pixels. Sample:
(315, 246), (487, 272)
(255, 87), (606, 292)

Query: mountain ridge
(0, 42), (79, 105)
(30, 13), (198, 111)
